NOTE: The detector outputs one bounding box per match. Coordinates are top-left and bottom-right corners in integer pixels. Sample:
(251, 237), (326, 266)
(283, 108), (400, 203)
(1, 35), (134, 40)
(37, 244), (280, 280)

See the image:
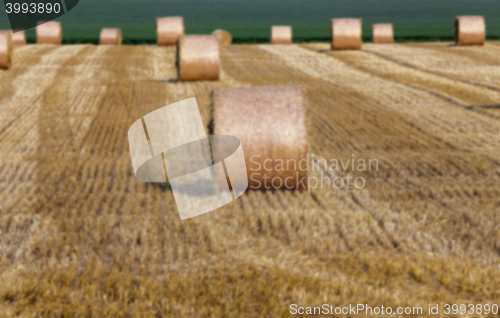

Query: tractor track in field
(362, 43), (500, 94)
(302, 44), (500, 121)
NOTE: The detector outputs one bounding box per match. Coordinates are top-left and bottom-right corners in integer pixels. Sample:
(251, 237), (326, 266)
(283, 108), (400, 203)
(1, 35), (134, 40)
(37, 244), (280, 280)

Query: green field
(1, 0), (500, 43)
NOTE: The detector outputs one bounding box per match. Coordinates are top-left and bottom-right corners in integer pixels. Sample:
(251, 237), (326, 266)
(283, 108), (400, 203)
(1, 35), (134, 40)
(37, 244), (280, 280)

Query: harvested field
(0, 43), (499, 317)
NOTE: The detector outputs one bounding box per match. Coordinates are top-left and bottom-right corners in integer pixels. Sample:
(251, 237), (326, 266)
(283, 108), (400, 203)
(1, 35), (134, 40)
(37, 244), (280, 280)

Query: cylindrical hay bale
(455, 16), (485, 46)
(372, 23), (393, 44)
(212, 29), (232, 45)
(271, 26), (292, 44)
(177, 35), (220, 81)
(100, 28), (122, 45)
(0, 31), (12, 70)
(157, 17), (184, 46)
(331, 18), (362, 50)
(11, 31), (26, 45)
(36, 21), (62, 45)
(214, 85), (308, 190)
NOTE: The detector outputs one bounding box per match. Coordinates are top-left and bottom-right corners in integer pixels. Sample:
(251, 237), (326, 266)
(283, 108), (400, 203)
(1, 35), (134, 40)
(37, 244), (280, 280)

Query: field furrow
(363, 42), (500, 93)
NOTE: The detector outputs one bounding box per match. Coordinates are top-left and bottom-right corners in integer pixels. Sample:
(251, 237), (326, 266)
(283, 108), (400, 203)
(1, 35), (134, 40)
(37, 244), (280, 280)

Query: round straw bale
(271, 26), (292, 44)
(331, 18), (362, 50)
(213, 85), (307, 190)
(0, 31), (12, 70)
(157, 17), (184, 46)
(36, 21), (62, 45)
(455, 16), (485, 46)
(11, 30), (26, 45)
(100, 28), (122, 45)
(212, 29), (232, 45)
(177, 35), (220, 81)
(372, 23), (393, 44)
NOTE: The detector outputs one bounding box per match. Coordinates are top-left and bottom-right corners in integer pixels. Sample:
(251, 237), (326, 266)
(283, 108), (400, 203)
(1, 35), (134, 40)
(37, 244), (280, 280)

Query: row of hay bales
(156, 16), (487, 48)
(0, 15), (487, 70)
(278, 16), (486, 49)
(1, 23), (122, 46)
(148, 15), (488, 81)
(270, 22), (391, 47)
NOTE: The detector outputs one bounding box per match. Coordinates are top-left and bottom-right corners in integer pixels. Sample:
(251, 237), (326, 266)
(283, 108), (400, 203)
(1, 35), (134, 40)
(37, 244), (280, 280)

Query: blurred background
(1, 0), (500, 43)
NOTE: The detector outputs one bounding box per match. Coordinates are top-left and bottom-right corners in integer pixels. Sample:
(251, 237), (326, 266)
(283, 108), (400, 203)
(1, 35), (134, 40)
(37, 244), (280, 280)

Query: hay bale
(36, 21), (62, 45)
(100, 28), (122, 45)
(0, 31), (12, 70)
(11, 31), (26, 45)
(271, 26), (292, 44)
(213, 85), (307, 190)
(157, 17), (184, 46)
(331, 18), (362, 50)
(455, 16), (485, 46)
(177, 35), (220, 81)
(372, 23), (394, 44)
(212, 29), (232, 45)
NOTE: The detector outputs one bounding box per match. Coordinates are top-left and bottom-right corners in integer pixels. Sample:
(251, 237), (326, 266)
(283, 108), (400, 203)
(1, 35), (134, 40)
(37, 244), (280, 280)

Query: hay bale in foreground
(271, 26), (292, 44)
(214, 85), (307, 190)
(212, 29), (232, 45)
(100, 28), (122, 45)
(157, 17), (184, 46)
(11, 31), (26, 45)
(331, 18), (362, 50)
(36, 21), (62, 45)
(0, 31), (12, 70)
(372, 23), (394, 44)
(177, 35), (220, 81)
(455, 16), (485, 46)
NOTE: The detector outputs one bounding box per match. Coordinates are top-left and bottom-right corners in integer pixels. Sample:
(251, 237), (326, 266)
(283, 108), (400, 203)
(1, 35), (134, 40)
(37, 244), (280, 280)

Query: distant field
(1, 0), (500, 43)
